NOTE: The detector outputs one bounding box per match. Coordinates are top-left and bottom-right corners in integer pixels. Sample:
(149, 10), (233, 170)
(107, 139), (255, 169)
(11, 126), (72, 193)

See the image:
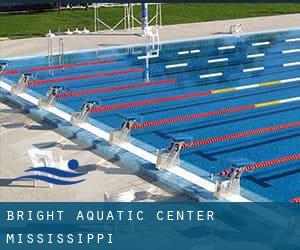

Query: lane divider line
(177, 51), (189, 55)
(199, 72), (223, 78)
(283, 61), (300, 67)
(190, 49), (201, 54)
(252, 41), (270, 46)
(165, 63), (188, 69)
(285, 38), (300, 43)
(137, 54), (159, 60)
(243, 67), (264, 73)
(247, 53), (265, 58)
(218, 45), (235, 50)
(177, 49), (201, 55)
(282, 49), (300, 54)
(208, 58), (228, 63)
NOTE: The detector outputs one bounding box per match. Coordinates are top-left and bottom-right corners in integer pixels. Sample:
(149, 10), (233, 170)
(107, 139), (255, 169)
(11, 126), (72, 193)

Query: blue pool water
(2, 28), (300, 201)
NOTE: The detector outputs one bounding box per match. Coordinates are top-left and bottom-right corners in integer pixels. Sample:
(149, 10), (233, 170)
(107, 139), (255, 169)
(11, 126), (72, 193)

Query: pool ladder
(58, 38), (65, 69)
(47, 36), (53, 75)
(47, 36), (65, 75)
(144, 27), (160, 82)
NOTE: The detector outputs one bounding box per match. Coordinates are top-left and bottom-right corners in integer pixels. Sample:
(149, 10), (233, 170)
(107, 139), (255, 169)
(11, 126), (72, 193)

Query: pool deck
(1, 13), (299, 58)
(0, 101), (191, 201)
(0, 14), (299, 202)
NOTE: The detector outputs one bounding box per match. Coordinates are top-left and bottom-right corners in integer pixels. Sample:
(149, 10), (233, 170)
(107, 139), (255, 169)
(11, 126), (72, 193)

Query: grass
(0, 3), (300, 39)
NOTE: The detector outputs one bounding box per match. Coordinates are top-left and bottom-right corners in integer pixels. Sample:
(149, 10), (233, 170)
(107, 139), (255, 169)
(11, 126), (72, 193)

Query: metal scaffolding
(93, 3), (162, 32)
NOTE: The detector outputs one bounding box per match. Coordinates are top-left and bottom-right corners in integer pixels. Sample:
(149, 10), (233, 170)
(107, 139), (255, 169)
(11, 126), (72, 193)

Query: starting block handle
(0, 62), (8, 74)
(121, 117), (136, 130)
(109, 117), (138, 145)
(156, 139), (185, 170)
(38, 86), (64, 108)
(71, 100), (99, 124)
(213, 163), (247, 199)
(11, 73), (32, 95)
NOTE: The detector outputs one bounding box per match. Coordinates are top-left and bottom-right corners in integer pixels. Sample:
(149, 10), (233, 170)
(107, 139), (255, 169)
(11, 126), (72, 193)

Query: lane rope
(133, 105), (254, 129)
(219, 154), (300, 179)
(182, 121), (300, 148)
(91, 90), (212, 112)
(28, 68), (143, 86)
(291, 197), (300, 203)
(90, 77), (300, 113)
(131, 96), (300, 129)
(241, 154), (300, 172)
(57, 78), (177, 98)
(3, 59), (118, 75)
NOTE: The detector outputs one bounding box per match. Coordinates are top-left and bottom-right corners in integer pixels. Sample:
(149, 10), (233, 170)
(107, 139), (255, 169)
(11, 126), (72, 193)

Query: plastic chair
(27, 148), (56, 188)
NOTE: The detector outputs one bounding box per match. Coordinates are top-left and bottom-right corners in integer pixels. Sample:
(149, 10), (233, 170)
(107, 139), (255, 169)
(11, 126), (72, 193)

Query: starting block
(214, 170), (242, 199)
(71, 101), (99, 124)
(0, 62), (7, 74)
(38, 86), (65, 108)
(156, 134), (192, 170)
(11, 73), (32, 95)
(109, 114), (143, 145)
(214, 158), (254, 199)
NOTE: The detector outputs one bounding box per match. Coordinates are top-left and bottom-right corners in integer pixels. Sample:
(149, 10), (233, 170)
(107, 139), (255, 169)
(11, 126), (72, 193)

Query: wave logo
(13, 159), (87, 185)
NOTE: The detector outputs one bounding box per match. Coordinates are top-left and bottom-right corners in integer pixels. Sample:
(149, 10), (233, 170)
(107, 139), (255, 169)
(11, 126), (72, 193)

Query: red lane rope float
(131, 105), (255, 129)
(182, 121), (300, 149)
(27, 68), (143, 86)
(242, 154), (300, 172)
(3, 59), (118, 75)
(57, 78), (177, 99)
(219, 154), (300, 177)
(90, 90), (213, 113)
(291, 197), (300, 203)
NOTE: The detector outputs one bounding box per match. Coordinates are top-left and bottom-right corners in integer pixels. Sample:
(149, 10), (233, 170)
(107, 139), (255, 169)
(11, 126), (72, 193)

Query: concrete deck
(0, 101), (190, 201)
(0, 14), (299, 58)
(0, 14), (299, 201)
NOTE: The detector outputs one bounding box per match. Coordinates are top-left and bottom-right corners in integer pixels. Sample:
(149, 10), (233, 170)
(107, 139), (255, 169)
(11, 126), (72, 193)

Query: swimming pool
(1, 28), (300, 202)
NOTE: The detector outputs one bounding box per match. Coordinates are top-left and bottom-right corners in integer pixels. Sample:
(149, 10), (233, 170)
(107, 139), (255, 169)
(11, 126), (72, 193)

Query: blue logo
(13, 159), (87, 185)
